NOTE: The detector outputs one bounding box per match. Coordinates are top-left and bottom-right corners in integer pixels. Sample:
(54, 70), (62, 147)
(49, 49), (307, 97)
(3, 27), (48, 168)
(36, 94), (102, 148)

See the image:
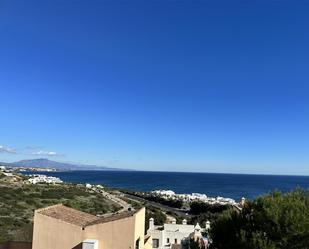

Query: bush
(210, 189), (309, 249)
(190, 202), (230, 215)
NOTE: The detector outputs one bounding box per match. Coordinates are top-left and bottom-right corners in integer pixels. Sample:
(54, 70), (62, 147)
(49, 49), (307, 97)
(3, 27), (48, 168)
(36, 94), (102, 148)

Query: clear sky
(0, 0), (308, 174)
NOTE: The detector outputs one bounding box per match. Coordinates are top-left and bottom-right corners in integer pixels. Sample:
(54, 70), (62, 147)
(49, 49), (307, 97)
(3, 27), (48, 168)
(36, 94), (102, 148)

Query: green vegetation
(182, 238), (207, 249)
(143, 195), (183, 209)
(166, 210), (183, 224)
(145, 205), (167, 230)
(210, 189), (309, 249)
(189, 202), (231, 228)
(122, 190), (184, 208)
(0, 183), (121, 243)
(190, 202), (230, 215)
(120, 196), (167, 231)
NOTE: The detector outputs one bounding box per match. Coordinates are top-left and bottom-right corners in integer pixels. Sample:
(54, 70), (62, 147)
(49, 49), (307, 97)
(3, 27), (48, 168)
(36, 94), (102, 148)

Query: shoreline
(18, 169), (309, 201)
(22, 172), (242, 211)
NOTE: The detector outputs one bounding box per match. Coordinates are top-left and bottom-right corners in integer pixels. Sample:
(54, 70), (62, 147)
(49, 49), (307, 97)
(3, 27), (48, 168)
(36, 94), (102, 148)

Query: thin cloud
(26, 146), (42, 150)
(0, 145), (16, 154)
(31, 150), (63, 157)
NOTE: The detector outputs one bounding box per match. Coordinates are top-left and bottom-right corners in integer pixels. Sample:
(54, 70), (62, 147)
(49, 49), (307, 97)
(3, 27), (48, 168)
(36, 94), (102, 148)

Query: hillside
(7, 158), (127, 171)
(0, 172), (121, 242)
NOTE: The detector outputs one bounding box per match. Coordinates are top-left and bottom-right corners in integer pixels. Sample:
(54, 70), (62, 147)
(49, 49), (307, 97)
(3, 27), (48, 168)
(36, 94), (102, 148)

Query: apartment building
(32, 204), (152, 249)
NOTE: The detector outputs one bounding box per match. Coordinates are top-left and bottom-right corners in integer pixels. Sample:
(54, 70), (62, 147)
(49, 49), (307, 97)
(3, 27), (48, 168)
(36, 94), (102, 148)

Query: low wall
(0, 242), (32, 249)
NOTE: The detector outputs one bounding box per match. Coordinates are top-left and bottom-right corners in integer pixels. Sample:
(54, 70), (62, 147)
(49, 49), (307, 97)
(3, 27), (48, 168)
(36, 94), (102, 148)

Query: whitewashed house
(147, 218), (210, 249)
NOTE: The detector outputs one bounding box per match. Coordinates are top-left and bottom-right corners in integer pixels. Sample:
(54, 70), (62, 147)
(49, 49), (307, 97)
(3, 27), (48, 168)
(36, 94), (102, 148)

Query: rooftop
(36, 204), (138, 228)
(86, 210), (137, 226)
(36, 204), (98, 227)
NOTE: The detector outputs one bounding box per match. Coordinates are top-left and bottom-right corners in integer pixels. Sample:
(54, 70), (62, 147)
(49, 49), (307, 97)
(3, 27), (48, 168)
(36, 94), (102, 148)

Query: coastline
(19, 170), (309, 201)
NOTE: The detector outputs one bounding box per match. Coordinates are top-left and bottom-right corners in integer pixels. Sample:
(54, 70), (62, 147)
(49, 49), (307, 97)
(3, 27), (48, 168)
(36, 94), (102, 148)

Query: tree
(182, 238), (206, 249)
(210, 189), (309, 249)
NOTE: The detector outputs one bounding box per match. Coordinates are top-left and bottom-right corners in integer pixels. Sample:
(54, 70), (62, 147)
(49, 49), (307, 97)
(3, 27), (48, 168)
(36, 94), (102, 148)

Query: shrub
(210, 189), (309, 249)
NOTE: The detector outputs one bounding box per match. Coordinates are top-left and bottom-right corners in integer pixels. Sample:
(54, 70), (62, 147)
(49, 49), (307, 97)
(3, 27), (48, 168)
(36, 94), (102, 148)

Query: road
(123, 193), (195, 218)
(93, 188), (196, 218)
(94, 188), (132, 213)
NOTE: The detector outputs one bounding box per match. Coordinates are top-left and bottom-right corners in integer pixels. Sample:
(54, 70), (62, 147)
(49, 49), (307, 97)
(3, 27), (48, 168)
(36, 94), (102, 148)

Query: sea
(22, 170), (309, 201)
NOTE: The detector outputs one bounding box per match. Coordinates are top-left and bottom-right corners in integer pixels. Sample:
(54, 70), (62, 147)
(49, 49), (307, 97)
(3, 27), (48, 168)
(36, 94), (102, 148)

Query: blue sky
(0, 0), (308, 174)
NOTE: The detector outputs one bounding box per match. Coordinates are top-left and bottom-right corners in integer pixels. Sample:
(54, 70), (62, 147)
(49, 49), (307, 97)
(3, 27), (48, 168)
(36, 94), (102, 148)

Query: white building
(152, 190), (176, 198)
(147, 218), (210, 249)
(0, 166), (6, 171)
(86, 183), (92, 189)
(28, 174), (63, 184)
(151, 189), (236, 206)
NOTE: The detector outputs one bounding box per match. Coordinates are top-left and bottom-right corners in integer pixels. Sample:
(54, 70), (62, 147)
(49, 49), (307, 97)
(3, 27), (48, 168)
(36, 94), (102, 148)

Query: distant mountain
(0, 161), (12, 167)
(9, 158), (127, 171)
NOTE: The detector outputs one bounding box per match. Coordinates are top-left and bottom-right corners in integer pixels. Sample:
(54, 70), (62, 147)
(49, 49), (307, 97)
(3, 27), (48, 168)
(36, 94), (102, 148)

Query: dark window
(175, 239), (177, 244)
(135, 238), (140, 249)
(153, 239), (159, 248)
(167, 238), (170, 243)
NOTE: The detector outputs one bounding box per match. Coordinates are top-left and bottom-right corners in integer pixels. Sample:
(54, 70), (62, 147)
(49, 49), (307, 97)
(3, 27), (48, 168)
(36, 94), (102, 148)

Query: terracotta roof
(36, 204), (139, 228)
(85, 210), (137, 226)
(171, 245), (181, 249)
(36, 204), (98, 227)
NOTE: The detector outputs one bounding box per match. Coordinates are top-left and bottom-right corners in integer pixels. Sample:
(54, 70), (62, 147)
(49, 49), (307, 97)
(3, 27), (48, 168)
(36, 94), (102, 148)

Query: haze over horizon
(0, 1), (308, 175)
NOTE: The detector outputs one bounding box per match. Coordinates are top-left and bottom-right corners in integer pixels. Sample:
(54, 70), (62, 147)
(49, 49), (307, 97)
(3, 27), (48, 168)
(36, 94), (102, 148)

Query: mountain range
(0, 158), (127, 171)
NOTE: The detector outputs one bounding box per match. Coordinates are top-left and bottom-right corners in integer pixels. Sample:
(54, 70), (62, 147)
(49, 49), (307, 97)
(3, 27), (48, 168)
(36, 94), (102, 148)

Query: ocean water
(24, 171), (309, 201)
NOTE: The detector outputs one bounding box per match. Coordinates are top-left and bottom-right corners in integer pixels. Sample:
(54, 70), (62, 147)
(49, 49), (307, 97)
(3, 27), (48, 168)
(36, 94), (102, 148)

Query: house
(28, 174), (63, 184)
(147, 218), (210, 249)
(32, 204), (152, 249)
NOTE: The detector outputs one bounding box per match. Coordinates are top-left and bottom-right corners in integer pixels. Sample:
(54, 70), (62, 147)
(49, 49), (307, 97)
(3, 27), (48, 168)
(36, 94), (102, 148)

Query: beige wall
(134, 208), (146, 249)
(32, 208), (148, 249)
(84, 214), (136, 249)
(32, 212), (84, 249)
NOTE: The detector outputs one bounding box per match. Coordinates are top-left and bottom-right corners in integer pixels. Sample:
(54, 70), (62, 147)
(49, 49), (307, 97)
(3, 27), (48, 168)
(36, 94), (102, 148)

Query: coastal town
(0, 168), (222, 249)
(151, 190), (238, 206)
(0, 165), (62, 184)
(0, 169), (210, 249)
(2, 165), (309, 249)
(0, 167), (247, 249)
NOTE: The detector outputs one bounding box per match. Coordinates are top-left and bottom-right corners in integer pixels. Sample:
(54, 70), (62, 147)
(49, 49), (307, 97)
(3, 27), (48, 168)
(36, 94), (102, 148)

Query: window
(166, 238), (170, 244)
(174, 239), (178, 244)
(135, 238), (140, 249)
(152, 239), (159, 248)
(82, 240), (98, 249)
